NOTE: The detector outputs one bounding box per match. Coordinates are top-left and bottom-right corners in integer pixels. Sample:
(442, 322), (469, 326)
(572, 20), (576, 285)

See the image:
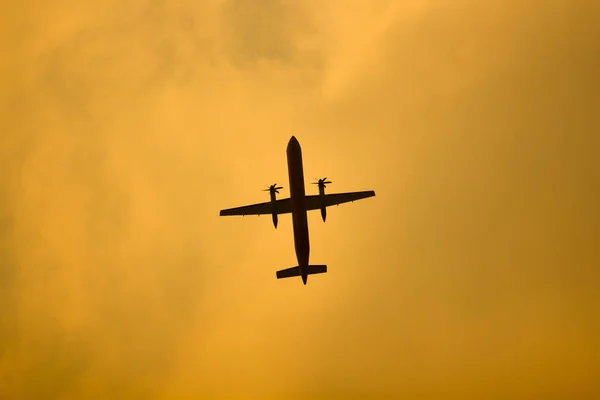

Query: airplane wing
(219, 198), (292, 216)
(219, 191), (375, 216)
(305, 190), (375, 210)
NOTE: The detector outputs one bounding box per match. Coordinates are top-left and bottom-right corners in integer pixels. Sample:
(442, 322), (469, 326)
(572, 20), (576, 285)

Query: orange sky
(1, 0), (599, 399)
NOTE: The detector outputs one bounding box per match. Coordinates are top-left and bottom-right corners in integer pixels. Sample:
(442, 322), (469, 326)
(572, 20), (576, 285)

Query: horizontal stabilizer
(276, 266), (301, 279)
(306, 265), (327, 275)
(276, 265), (327, 280)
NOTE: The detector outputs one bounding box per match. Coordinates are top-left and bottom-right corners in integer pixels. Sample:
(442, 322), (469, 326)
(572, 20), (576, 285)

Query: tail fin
(276, 265), (327, 280)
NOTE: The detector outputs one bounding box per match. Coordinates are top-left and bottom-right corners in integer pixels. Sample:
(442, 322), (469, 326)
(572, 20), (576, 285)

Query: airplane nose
(287, 136), (301, 153)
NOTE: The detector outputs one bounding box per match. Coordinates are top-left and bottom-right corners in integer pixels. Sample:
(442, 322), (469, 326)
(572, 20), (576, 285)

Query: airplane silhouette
(219, 136), (375, 285)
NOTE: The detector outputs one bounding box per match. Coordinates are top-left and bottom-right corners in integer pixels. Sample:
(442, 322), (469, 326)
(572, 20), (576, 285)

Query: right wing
(305, 190), (376, 210)
(219, 198), (292, 216)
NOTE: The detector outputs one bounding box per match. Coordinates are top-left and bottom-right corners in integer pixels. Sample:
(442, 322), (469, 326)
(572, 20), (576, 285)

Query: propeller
(263, 184), (283, 194)
(312, 178), (332, 188)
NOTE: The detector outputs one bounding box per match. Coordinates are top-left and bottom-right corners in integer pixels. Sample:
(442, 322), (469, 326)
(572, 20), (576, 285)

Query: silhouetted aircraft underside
(219, 136), (375, 284)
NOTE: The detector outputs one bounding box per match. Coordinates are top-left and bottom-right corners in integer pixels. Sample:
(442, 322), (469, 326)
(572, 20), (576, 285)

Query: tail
(276, 265), (327, 285)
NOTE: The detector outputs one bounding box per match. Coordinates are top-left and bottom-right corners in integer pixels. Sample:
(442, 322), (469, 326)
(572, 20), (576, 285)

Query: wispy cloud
(1, 0), (599, 398)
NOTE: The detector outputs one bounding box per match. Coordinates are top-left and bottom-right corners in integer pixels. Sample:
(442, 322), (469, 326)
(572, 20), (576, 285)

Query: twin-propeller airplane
(219, 136), (375, 285)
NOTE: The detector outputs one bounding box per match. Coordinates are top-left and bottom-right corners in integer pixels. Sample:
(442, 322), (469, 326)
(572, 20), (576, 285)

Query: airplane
(219, 136), (375, 285)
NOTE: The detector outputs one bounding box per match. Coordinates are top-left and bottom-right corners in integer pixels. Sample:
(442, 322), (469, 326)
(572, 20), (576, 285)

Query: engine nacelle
(312, 178), (331, 223)
(264, 183), (283, 229)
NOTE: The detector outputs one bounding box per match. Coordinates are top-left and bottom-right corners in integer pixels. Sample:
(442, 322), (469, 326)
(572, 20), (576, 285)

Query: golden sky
(1, 0), (599, 398)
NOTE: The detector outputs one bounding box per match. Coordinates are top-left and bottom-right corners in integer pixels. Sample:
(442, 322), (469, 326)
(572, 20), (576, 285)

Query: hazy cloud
(2, 0), (599, 399)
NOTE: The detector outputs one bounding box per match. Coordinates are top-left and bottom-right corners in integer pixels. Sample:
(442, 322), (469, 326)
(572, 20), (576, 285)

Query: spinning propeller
(263, 184), (283, 194)
(312, 178), (332, 188)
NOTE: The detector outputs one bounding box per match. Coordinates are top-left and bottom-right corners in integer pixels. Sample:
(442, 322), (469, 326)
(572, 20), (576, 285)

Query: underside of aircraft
(219, 136), (375, 284)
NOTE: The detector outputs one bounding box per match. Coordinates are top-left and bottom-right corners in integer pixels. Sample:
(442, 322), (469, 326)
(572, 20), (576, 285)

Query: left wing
(219, 198), (292, 216)
(305, 190), (375, 210)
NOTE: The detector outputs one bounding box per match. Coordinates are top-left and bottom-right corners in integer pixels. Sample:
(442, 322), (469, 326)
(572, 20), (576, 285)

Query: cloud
(223, 0), (299, 66)
(1, 0), (599, 398)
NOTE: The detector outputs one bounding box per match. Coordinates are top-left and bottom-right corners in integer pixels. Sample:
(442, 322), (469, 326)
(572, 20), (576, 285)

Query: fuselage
(286, 136), (310, 284)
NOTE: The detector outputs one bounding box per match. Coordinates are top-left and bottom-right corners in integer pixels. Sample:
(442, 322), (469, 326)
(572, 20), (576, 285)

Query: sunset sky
(1, 0), (599, 398)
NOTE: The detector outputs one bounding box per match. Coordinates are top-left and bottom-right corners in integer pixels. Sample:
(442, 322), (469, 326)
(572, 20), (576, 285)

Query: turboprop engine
(263, 183), (283, 228)
(312, 177), (332, 222)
